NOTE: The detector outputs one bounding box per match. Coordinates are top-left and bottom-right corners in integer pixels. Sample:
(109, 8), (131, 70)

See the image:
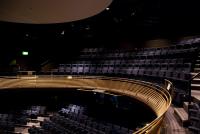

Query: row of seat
(83, 37), (200, 52)
(80, 49), (197, 60)
(54, 64), (191, 86)
(29, 114), (133, 134)
(71, 58), (192, 65)
(81, 42), (199, 54)
(57, 63), (192, 74)
(58, 104), (134, 134)
(52, 63), (192, 96)
(0, 114), (13, 120)
(177, 37), (200, 45)
(0, 121), (14, 132)
(29, 103), (135, 134)
(79, 45), (199, 60)
(0, 106), (47, 133)
(59, 104), (86, 116)
(22, 106), (46, 119)
(56, 114), (133, 134)
(0, 114), (14, 132)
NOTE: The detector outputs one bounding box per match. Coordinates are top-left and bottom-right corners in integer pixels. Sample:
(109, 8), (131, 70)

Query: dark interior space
(0, 0), (200, 133)
(0, 88), (156, 130)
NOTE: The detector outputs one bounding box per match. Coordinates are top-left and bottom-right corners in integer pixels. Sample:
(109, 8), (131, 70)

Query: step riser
(191, 86), (200, 90)
(193, 69), (200, 73)
(192, 90), (200, 96)
(196, 63), (200, 67)
(191, 90), (200, 103)
(191, 80), (200, 84)
(193, 96), (200, 103)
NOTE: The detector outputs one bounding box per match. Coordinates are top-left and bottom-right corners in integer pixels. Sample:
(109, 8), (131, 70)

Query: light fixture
(61, 30), (65, 35)
(85, 26), (90, 30)
(22, 51), (29, 56)
(106, 7), (110, 10)
(131, 12), (135, 16)
(67, 75), (72, 79)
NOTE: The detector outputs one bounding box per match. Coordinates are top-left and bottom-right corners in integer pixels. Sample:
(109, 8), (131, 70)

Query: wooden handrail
(0, 75), (171, 134)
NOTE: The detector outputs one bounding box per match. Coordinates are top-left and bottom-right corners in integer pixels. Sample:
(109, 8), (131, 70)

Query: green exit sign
(22, 51), (29, 56)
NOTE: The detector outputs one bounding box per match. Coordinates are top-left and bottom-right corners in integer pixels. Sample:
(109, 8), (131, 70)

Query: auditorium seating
(23, 106), (46, 119)
(0, 114), (15, 133)
(53, 44), (200, 105)
(28, 104), (135, 134)
(0, 41), (199, 133)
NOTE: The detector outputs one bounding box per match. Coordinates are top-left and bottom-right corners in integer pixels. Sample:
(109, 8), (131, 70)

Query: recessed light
(85, 26), (90, 30)
(131, 12), (135, 16)
(61, 30), (65, 35)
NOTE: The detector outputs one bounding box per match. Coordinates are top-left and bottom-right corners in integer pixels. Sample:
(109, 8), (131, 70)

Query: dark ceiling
(0, 0), (112, 24)
(0, 0), (200, 66)
(1, 0), (200, 43)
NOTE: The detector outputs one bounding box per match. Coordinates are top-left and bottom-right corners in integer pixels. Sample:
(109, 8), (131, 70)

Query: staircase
(191, 51), (200, 103)
(173, 51), (200, 130)
(174, 102), (189, 127)
(193, 56), (200, 73)
(188, 51), (200, 134)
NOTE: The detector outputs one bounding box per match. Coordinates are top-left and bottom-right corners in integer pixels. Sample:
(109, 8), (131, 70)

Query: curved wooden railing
(0, 75), (172, 134)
